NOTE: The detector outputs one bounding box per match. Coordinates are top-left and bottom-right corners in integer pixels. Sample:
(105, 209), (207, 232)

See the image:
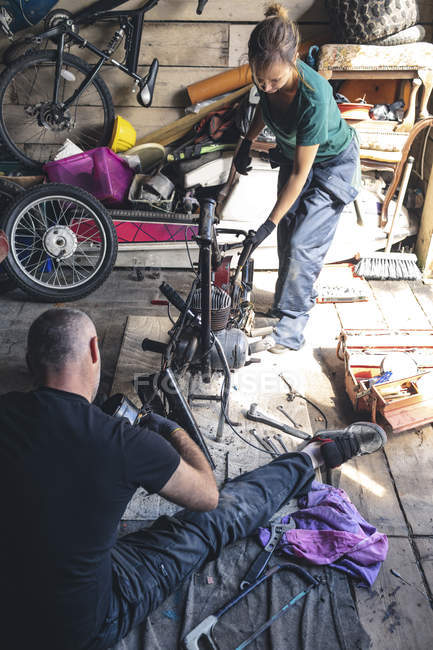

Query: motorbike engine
(173, 284), (250, 371)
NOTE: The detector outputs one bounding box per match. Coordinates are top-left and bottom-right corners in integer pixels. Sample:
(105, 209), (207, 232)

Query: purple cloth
(259, 481), (388, 587)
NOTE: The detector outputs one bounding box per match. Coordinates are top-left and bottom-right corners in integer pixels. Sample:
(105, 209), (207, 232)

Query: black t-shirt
(0, 387), (180, 649)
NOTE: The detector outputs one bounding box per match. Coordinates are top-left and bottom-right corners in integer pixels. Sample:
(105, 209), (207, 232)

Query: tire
(0, 177), (24, 294)
(1, 183), (118, 301)
(2, 37), (43, 66)
(0, 51), (115, 170)
(325, 0), (419, 44)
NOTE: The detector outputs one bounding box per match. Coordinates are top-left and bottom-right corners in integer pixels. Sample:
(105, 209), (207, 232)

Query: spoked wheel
(0, 51), (114, 169)
(0, 177), (24, 294)
(1, 184), (118, 301)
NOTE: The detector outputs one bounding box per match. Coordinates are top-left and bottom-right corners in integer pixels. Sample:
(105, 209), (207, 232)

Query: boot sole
(297, 421), (387, 454)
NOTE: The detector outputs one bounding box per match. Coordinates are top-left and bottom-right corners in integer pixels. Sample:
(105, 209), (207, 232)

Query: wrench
(276, 404), (302, 429)
(250, 429), (275, 456)
(240, 523), (293, 590)
(275, 433), (290, 454)
(265, 435), (281, 456)
(246, 403), (311, 440)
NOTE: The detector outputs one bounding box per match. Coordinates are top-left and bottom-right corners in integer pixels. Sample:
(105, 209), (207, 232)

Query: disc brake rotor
(43, 225), (77, 259)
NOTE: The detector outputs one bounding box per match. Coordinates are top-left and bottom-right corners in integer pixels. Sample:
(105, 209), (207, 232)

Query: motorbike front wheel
(0, 183), (118, 301)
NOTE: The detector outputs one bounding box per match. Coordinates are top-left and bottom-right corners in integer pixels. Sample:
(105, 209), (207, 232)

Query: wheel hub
(26, 102), (72, 131)
(43, 225), (77, 259)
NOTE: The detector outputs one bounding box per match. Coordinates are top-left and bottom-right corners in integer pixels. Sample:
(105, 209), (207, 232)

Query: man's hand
(233, 138), (252, 175)
(143, 411), (181, 438)
(248, 218), (276, 252)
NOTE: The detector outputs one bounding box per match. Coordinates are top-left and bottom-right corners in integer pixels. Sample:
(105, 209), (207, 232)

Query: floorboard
(354, 536), (433, 650)
(415, 537), (433, 595)
(384, 425), (433, 536)
(411, 280), (433, 327)
(369, 281), (432, 329)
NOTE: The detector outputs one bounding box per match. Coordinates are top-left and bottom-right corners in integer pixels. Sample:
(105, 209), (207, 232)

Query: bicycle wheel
(0, 177), (24, 294)
(1, 183), (118, 301)
(0, 51), (115, 169)
(2, 36), (43, 66)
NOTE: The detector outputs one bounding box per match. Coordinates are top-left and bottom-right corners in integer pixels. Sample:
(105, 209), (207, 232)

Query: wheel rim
(10, 195), (107, 290)
(2, 56), (109, 164)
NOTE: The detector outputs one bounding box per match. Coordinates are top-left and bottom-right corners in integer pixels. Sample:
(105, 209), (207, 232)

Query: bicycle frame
(17, 0), (161, 114)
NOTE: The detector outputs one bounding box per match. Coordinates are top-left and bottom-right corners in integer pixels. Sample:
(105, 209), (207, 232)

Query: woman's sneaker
(301, 422), (387, 469)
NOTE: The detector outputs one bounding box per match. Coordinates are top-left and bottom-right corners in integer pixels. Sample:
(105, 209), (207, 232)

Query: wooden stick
(385, 155), (414, 253)
(135, 85), (252, 147)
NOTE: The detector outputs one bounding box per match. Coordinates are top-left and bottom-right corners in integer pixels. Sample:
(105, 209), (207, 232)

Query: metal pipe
(198, 199), (215, 382)
(160, 368), (215, 469)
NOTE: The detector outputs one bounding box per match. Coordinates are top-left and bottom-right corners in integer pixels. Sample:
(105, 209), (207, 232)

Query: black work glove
(142, 411), (182, 437)
(233, 138), (252, 175)
(248, 218), (276, 252)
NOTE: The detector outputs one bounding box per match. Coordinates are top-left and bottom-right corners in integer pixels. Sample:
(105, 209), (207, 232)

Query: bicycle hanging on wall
(0, 0), (209, 169)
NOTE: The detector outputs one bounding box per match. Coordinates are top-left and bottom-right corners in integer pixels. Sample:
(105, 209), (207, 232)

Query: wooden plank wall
(2, 0), (432, 143)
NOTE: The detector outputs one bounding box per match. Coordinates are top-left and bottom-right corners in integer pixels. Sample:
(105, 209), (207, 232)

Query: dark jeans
(273, 136), (360, 350)
(87, 453), (315, 649)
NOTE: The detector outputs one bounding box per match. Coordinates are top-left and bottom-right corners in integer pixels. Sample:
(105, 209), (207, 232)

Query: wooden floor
(306, 280), (433, 650)
(112, 274), (433, 650)
(1, 269), (433, 648)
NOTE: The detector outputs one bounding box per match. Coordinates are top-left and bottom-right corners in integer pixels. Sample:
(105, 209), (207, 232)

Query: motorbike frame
(140, 198), (254, 466)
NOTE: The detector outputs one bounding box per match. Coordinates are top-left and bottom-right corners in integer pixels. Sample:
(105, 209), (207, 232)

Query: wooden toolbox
(337, 328), (433, 433)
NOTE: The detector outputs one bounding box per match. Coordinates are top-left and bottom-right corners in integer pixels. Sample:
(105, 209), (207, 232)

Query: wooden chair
(317, 42), (433, 227)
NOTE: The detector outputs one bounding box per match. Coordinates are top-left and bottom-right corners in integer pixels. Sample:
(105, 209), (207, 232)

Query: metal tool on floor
(246, 403), (311, 440)
(390, 569), (431, 603)
(264, 435), (281, 456)
(249, 429), (275, 456)
(183, 564), (283, 650)
(276, 404), (302, 429)
(275, 433), (290, 454)
(235, 565), (320, 650)
(240, 523), (293, 590)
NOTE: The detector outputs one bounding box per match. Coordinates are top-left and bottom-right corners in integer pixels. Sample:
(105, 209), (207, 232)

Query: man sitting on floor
(0, 308), (386, 650)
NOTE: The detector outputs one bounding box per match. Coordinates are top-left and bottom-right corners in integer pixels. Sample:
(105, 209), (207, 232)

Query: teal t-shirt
(259, 60), (353, 162)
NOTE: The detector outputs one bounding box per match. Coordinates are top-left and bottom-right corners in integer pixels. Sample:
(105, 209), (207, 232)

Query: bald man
(0, 308), (386, 649)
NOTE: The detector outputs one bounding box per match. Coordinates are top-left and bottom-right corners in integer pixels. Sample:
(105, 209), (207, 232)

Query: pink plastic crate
(43, 147), (133, 205)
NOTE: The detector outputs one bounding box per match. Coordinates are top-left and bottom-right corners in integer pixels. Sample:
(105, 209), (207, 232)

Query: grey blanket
(112, 534), (371, 650)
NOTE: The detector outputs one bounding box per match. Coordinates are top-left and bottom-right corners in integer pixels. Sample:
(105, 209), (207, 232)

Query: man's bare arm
(159, 428), (219, 511)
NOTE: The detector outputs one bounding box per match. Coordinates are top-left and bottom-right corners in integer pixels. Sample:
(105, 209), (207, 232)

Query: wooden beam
(416, 163), (433, 282)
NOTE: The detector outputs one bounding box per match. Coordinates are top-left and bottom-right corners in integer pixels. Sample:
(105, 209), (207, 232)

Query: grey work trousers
(272, 136), (360, 350)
